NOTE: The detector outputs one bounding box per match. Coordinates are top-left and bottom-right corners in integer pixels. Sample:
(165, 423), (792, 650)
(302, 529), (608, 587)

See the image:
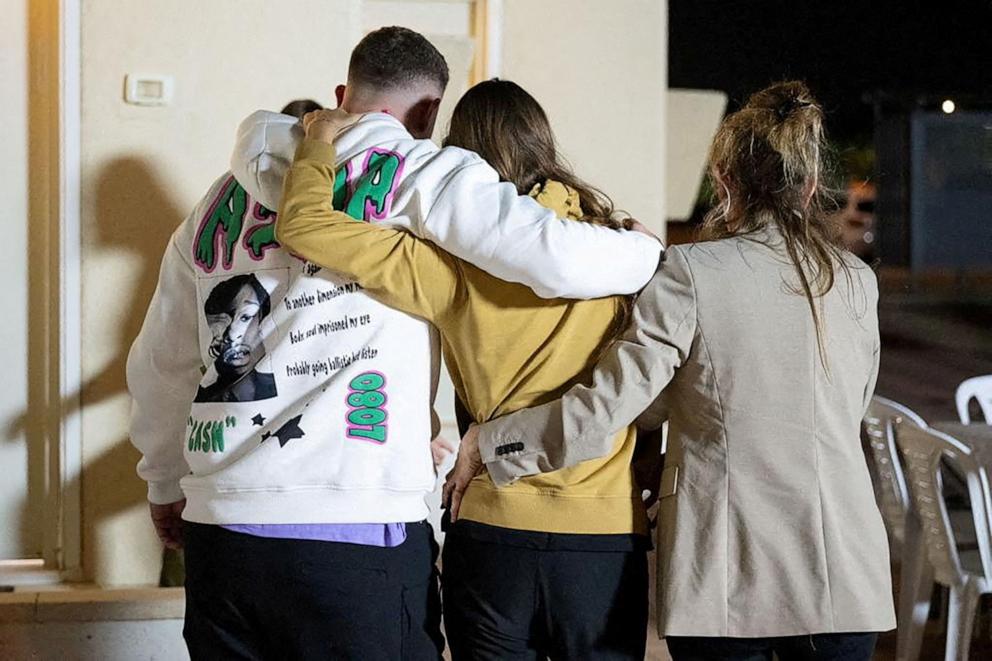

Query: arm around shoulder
(478, 247), (698, 485)
(277, 139), (461, 321)
(422, 157), (663, 300)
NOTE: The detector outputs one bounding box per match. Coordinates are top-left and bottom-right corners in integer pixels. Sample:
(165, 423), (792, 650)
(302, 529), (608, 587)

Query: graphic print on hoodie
(131, 151), (437, 524)
(195, 157), (430, 516)
(189, 154), (406, 424)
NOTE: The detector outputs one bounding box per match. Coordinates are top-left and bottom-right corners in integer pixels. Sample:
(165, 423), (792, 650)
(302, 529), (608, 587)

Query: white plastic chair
(864, 397), (926, 540)
(895, 422), (992, 661)
(956, 375), (992, 424)
(863, 397), (930, 661)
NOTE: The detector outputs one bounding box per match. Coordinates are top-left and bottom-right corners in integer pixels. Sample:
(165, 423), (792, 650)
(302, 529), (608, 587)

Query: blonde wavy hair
(700, 80), (850, 368)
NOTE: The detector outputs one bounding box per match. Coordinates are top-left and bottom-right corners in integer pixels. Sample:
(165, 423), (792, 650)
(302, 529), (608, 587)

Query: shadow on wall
(4, 156), (183, 584)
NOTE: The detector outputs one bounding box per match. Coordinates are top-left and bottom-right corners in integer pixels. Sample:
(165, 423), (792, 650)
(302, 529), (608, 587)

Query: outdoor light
(942, 99), (956, 114)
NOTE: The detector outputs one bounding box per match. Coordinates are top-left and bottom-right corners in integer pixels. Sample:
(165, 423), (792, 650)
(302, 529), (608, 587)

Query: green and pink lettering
(346, 371), (388, 444)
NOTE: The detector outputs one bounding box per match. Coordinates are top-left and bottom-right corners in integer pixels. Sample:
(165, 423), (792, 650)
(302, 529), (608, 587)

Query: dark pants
(666, 633), (878, 661)
(183, 521), (444, 661)
(441, 526), (648, 660)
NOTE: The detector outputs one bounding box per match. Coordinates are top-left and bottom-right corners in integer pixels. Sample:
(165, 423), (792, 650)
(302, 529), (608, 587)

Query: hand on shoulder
(303, 108), (362, 144)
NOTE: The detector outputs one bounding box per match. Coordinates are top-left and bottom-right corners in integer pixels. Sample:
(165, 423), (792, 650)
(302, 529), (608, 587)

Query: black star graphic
(261, 415), (305, 448)
(251, 413), (266, 426)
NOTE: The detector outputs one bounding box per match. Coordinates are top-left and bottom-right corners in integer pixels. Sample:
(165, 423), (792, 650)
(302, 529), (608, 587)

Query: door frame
(0, 0), (81, 587)
(470, 0), (503, 82)
(56, 0), (84, 583)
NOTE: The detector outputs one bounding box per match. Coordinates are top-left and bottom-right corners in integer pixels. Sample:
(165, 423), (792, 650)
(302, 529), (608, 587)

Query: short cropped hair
(348, 26), (449, 94)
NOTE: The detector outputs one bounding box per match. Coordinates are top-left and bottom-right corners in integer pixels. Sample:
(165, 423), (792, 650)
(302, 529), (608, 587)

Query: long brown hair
(700, 80), (849, 368)
(444, 79), (634, 341)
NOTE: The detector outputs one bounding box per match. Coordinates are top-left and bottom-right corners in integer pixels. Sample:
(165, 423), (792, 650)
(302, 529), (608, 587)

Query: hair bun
(775, 96), (813, 121)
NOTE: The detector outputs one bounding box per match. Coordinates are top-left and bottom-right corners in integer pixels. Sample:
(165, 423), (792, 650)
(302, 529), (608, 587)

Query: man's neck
(341, 83), (442, 139)
(341, 93), (407, 120)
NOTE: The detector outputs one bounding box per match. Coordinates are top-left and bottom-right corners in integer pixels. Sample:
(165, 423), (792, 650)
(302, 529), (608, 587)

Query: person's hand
(632, 434), (664, 504)
(627, 219), (660, 241)
(430, 434), (456, 470)
(150, 499), (186, 550)
(442, 425), (484, 522)
(302, 108), (362, 144)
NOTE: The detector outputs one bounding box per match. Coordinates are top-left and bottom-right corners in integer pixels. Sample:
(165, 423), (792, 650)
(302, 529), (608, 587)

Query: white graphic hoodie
(126, 110), (661, 525)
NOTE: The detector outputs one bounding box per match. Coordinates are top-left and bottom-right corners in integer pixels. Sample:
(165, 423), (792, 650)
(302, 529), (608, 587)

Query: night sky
(669, 0), (992, 145)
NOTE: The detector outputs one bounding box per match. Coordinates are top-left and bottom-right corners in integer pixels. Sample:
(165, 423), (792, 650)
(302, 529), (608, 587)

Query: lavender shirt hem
(220, 523), (407, 547)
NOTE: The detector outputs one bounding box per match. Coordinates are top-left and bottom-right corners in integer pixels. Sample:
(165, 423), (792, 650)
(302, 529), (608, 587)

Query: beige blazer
(478, 228), (895, 638)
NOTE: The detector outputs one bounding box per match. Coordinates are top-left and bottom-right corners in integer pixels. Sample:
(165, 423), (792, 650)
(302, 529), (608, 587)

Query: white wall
(501, 0), (667, 235)
(666, 89), (727, 221)
(0, 0), (41, 561)
(78, 0), (358, 585)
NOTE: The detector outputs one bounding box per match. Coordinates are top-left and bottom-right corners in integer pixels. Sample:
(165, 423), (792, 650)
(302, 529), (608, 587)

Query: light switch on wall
(124, 74), (174, 106)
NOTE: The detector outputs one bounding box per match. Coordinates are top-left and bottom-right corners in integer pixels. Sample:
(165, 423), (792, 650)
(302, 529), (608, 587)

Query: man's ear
(405, 97), (442, 140)
(335, 85), (346, 107)
(423, 97), (442, 137)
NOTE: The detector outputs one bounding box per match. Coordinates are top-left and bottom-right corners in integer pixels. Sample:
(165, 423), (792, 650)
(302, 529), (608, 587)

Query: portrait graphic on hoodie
(195, 273), (278, 403)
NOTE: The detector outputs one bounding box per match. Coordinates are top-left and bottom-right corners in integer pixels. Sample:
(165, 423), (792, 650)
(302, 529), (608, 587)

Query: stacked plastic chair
(895, 422), (992, 661)
(955, 375), (992, 424)
(863, 396), (929, 660)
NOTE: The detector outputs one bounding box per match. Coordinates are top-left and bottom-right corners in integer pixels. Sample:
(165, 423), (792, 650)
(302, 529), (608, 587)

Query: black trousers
(441, 524), (648, 660)
(666, 633), (878, 661)
(183, 521), (444, 661)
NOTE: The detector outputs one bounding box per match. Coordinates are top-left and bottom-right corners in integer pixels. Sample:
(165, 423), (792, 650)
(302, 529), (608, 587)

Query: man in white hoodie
(128, 26), (661, 660)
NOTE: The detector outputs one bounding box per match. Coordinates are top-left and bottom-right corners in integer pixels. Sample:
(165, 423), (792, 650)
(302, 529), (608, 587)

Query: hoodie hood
(231, 110), (416, 212)
(230, 110), (304, 211)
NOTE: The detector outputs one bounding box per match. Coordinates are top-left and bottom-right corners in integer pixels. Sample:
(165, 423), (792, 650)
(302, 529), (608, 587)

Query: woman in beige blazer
(447, 81), (895, 660)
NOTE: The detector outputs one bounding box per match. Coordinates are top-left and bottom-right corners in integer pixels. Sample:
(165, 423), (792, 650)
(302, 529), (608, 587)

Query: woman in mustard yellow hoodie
(277, 80), (656, 660)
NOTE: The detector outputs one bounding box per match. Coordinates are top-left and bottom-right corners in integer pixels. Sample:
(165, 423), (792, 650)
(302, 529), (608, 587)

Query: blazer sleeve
(477, 246), (698, 486)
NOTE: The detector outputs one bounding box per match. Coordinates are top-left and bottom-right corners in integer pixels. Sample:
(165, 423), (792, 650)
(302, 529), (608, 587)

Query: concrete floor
(875, 289), (992, 422)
